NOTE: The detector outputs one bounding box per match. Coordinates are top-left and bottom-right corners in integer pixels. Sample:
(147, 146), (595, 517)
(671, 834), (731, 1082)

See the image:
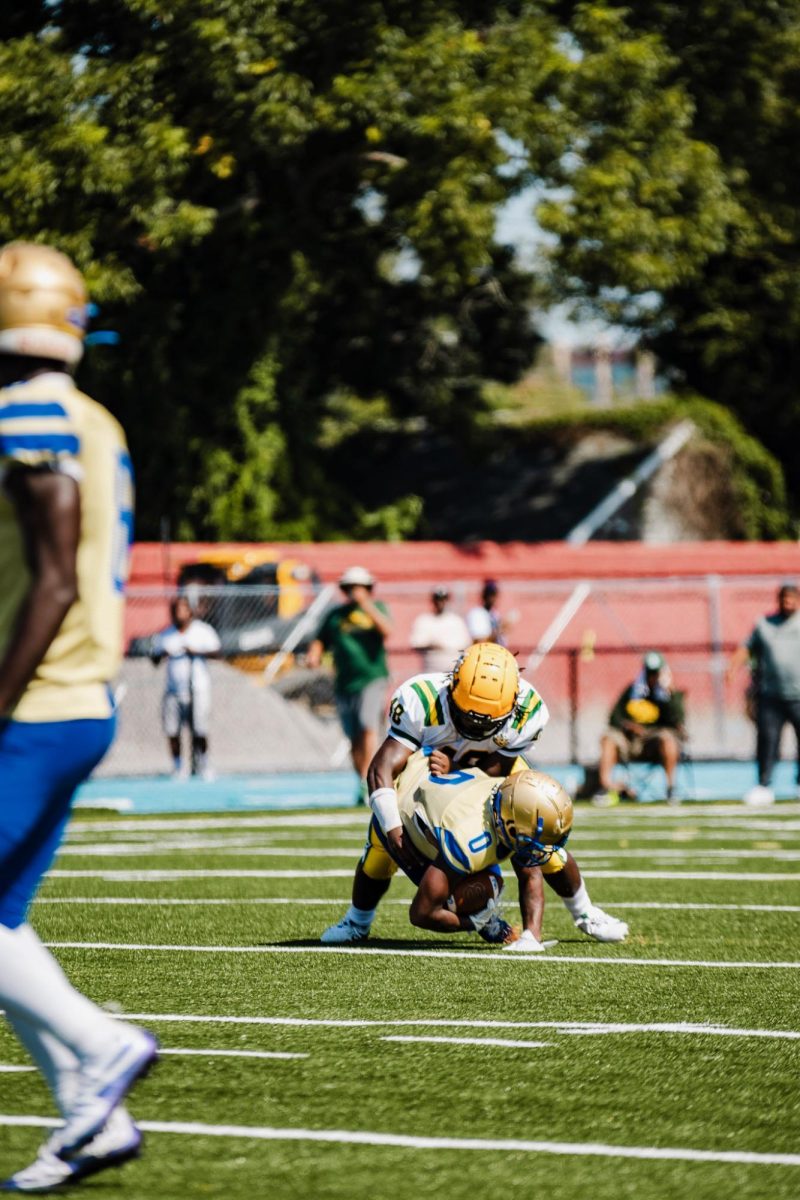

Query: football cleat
(574, 906), (629, 943)
(52, 1028), (157, 1159)
(503, 929), (546, 953)
(320, 915), (372, 944)
(1, 1109), (141, 1193)
(743, 785), (775, 806)
(591, 789), (620, 808)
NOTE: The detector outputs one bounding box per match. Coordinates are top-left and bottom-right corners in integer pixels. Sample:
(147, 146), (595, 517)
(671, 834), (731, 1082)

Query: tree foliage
(0, 1), (796, 535)
(548, 1), (800, 500)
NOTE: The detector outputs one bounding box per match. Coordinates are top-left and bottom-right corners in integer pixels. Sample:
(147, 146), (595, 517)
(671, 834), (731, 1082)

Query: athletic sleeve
(387, 681), (427, 751)
(499, 683), (550, 756)
(0, 394), (81, 470)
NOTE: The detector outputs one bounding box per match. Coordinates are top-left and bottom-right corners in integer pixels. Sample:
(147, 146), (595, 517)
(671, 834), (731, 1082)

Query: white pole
(525, 582), (592, 675)
(565, 419), (695, 545)
(263, 584), (335, 685)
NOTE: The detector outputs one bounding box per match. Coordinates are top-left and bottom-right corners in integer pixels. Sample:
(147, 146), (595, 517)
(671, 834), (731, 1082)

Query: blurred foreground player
(382, 750), (574, 950)
(0, 243), (156, 1193)
(322, 643), (627, 947)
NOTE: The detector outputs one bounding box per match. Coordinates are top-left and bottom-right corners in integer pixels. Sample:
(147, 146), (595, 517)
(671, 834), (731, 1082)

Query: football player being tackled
(386, 750), (573, 947)
(322, 643), (628, 949)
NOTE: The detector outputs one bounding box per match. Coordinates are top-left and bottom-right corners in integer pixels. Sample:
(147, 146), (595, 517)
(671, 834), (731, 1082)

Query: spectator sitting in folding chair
(594, 651), (686, 806)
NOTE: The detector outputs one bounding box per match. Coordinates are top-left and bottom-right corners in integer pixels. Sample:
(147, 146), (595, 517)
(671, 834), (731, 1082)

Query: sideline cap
(339, 566), (375, 588)
(643, 651), (665, 671)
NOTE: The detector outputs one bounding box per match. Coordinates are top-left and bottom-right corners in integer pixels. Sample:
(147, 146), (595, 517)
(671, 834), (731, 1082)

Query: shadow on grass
(262, 936), (506, 952)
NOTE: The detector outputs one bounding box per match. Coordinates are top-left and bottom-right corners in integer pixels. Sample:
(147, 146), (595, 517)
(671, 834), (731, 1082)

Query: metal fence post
(569, 648), (579, 765)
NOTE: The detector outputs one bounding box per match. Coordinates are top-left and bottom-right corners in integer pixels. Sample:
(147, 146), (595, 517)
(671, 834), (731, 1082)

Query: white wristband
(369, 787), (402, 833)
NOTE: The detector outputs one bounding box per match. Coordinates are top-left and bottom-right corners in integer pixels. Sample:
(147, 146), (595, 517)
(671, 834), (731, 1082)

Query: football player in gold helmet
(393, 755), (575, 946)
(0, 243), (156, 1192)
(321, 643), (628, 947)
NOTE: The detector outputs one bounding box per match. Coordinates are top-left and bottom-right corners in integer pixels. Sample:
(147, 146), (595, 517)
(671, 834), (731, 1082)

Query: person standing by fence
(409, 585), (470, 673)
(151, 595), (221, 780)
(727, 582), (800, 805)
(306, 566), (393, 804)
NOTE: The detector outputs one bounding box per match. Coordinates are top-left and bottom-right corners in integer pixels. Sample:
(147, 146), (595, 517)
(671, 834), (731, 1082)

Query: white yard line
(45, 868), (800, 881)
(0, 1066), (34, 1073)
(160, 1048), (307, 1060)
(42, 940), (800, 969)
(116, 1013), (800, 1041)
(382, 1035), (553, 1049)
(54, 844), (800, 861)
(32, 897), (800, 914)
(0, 1114), (798, 1166)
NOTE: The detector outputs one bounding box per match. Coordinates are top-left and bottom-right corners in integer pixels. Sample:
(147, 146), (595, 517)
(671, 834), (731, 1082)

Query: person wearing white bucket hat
(307, 566), (393, 802)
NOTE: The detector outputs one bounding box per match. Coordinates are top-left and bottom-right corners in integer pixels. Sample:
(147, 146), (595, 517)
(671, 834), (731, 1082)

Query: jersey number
(428, 770), (473, 787)
(112, 450), (135, 594)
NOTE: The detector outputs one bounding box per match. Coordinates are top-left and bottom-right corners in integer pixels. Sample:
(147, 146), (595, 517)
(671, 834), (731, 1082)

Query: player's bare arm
(367, 736), (424, 872)
(409, 863), (470, 933)
(0, 467), (79, 713)
(511, 859), (545, 941)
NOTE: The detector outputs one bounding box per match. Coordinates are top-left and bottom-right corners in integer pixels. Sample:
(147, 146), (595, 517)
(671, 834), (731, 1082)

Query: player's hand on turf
(385, 826), (425, 874)
(504, 928), (546, 953)
(428, 748), (454, 776)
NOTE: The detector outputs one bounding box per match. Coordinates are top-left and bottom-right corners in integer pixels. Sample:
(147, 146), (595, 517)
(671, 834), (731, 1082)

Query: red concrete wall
(131, 540), (800, 587)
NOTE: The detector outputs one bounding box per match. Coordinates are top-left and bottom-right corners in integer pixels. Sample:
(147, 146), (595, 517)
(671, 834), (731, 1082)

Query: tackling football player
(0, 243), (156, 1193)
(322, 642), (628, 948)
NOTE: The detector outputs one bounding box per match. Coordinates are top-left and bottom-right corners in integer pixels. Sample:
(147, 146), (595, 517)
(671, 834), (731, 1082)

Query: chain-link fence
(104, 574), (789, 776)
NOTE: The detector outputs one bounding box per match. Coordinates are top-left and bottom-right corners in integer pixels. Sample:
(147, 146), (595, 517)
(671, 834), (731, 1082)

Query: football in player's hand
(448, 870), (502, 916)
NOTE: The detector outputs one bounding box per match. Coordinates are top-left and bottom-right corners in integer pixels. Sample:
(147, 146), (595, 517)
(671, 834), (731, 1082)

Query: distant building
(554, 342), (663, 405)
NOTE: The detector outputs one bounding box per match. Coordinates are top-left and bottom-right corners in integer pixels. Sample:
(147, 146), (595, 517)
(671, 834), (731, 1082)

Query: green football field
(1, 800), (799, 1199)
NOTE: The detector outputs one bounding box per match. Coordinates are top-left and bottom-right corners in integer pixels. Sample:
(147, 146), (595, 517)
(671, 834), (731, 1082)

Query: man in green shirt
(307, 566), (393, 802)
(594, 651), (686, 805)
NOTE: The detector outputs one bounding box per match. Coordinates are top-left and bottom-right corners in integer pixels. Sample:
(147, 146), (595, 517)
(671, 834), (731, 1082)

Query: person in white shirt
(466, 578), (517, 646)
(409, 586), (471, 673)
(151, 595), (221, 780)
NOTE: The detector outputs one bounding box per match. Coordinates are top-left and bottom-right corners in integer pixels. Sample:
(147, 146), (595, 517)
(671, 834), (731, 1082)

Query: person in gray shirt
(727, 583), (800, 805)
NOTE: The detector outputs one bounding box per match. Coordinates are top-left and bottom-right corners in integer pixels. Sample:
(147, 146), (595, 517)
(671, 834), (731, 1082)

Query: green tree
(1, 1), (763, 537)
(548, 1), (800, 503)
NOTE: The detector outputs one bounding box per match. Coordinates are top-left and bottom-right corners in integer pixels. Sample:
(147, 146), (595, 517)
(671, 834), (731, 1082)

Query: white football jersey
(387, 671), (549, 762)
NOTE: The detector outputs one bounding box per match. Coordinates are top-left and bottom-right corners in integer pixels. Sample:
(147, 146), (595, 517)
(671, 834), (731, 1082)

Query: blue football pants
(0, 716), (115, 928)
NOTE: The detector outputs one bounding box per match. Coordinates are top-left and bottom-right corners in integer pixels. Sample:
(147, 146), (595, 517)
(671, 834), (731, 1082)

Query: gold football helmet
(449, 642), (519, 739)
(492, 769), (573, 865)
(0, 242), (88, 364)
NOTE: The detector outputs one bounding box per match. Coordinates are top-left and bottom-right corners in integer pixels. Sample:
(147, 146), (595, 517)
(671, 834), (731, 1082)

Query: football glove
(469, 898), (515, 944)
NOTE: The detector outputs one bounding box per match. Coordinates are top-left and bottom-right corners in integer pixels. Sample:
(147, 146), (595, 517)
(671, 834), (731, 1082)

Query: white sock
(0, 924), (121, 1066)
(347, 905), (375, 927)
(561, 882), (591, 919)
(6, 1012), (80, 1115)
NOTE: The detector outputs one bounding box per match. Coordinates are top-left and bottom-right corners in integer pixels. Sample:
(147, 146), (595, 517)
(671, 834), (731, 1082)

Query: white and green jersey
(387, 672), (548, 762)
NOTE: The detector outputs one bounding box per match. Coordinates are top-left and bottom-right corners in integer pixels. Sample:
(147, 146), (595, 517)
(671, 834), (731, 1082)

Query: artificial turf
(0, 801), (798, 1199)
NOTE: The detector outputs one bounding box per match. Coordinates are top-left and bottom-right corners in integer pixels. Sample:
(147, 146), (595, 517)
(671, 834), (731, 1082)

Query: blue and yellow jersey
(396, 753), (505, 876)
(0, 373), (133, 721)
(388, 672), (549, 762)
